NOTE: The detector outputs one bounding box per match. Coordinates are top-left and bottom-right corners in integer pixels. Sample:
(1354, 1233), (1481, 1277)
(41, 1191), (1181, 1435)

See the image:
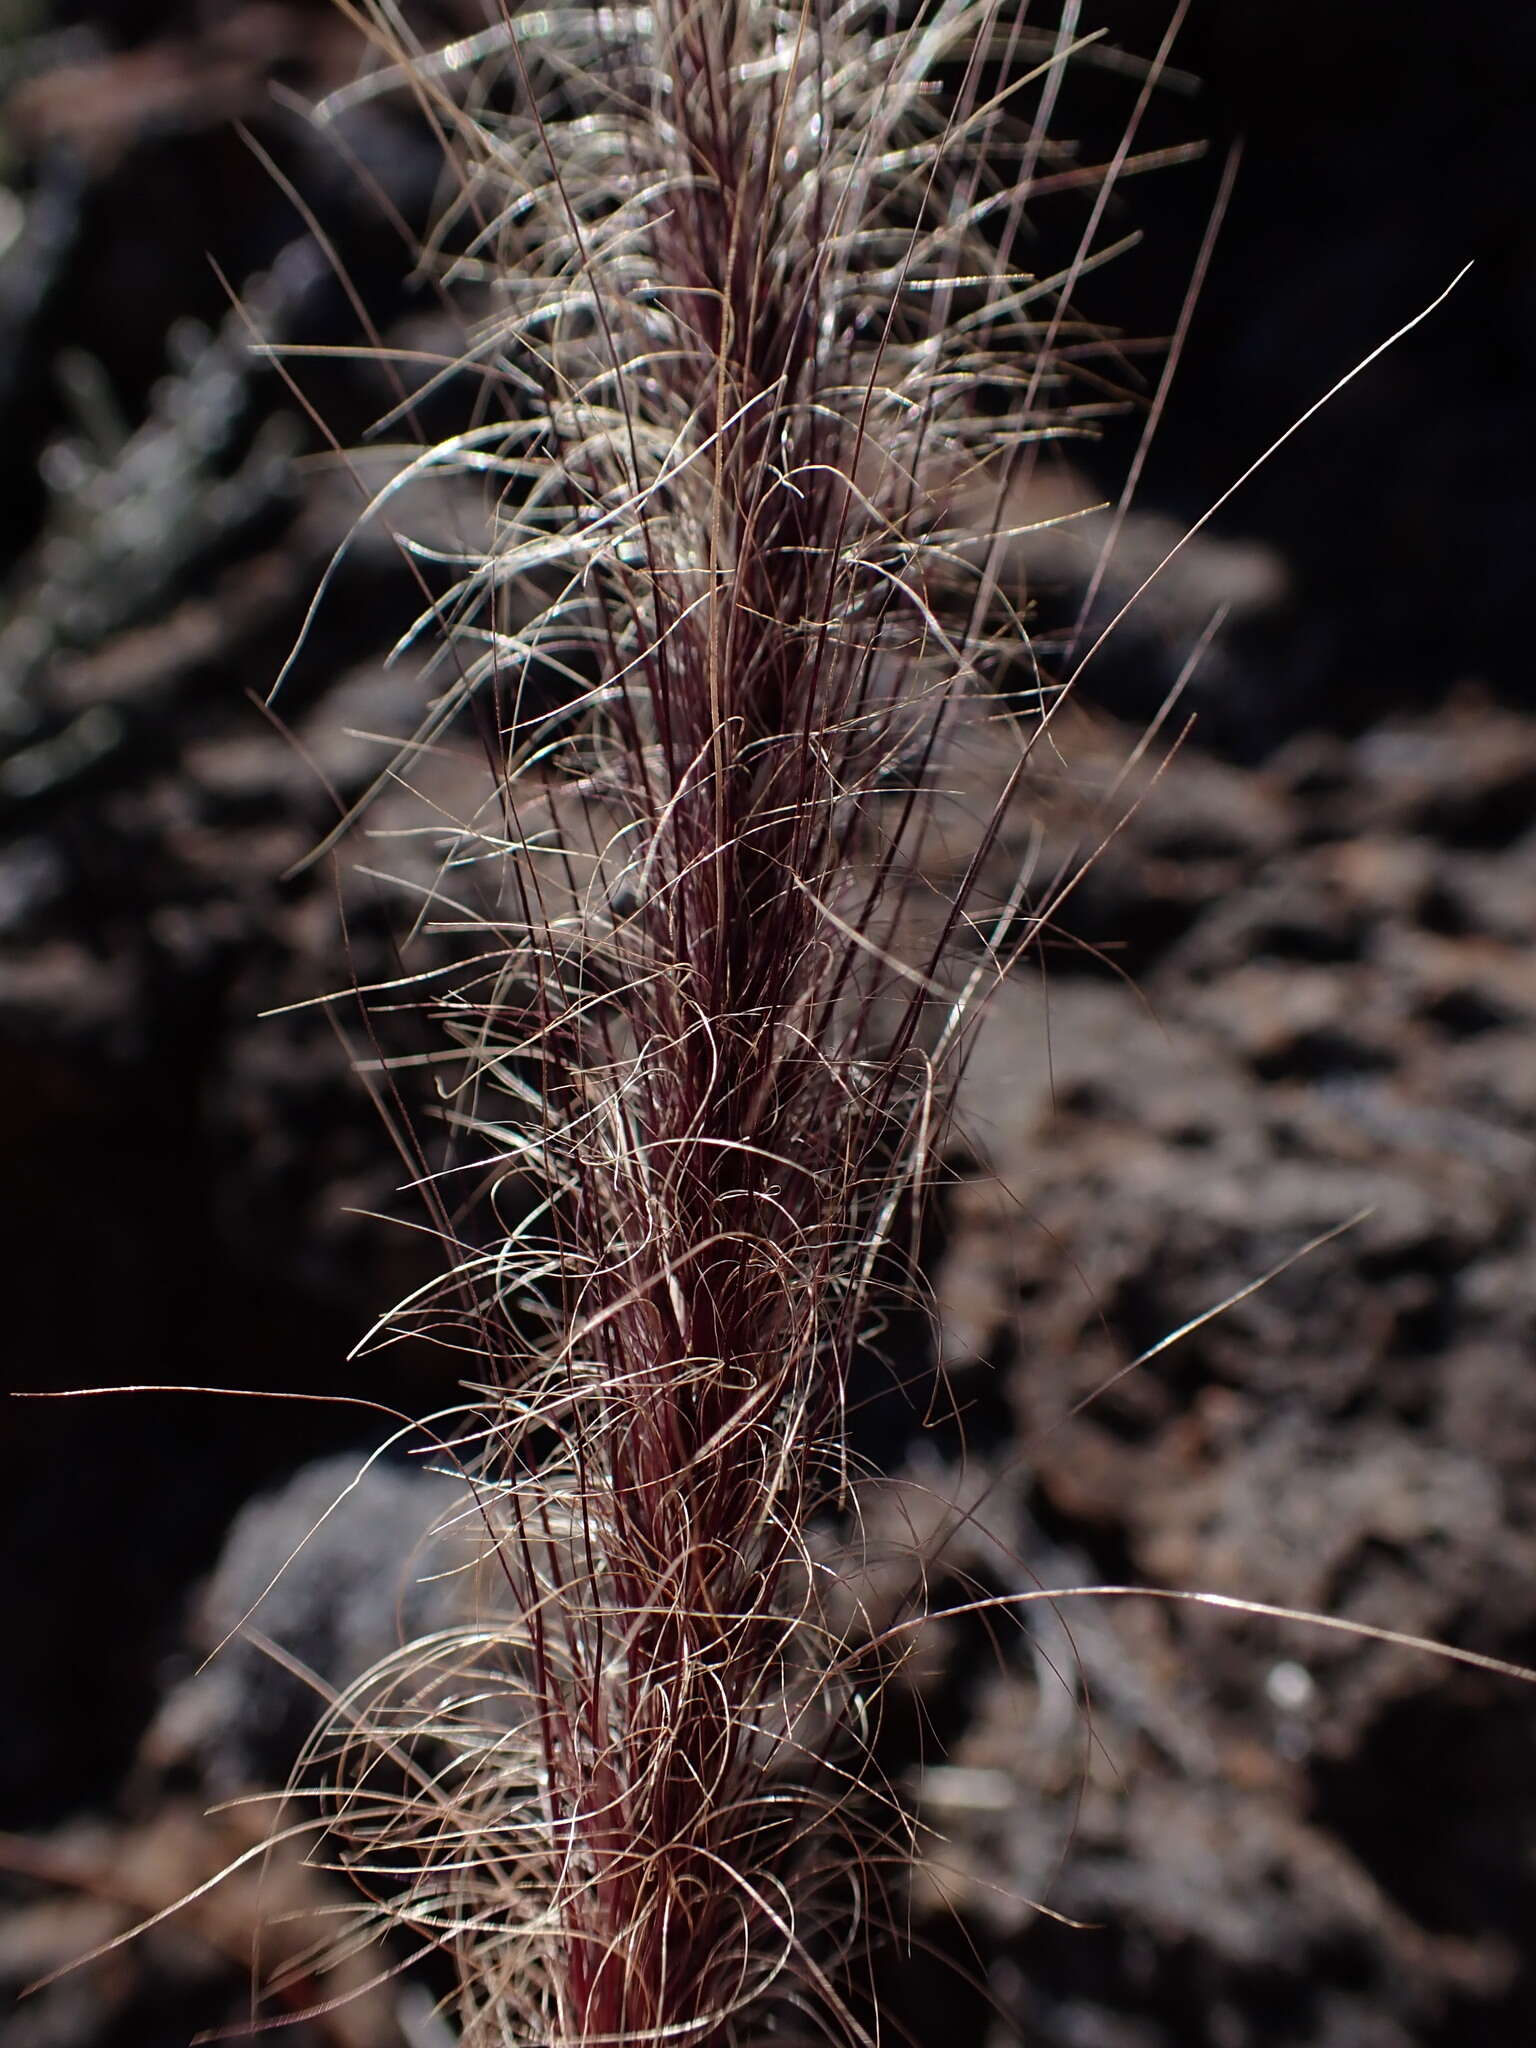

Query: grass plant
(284, 4), (1151, 2042)
(18, 9), (1526, 2047)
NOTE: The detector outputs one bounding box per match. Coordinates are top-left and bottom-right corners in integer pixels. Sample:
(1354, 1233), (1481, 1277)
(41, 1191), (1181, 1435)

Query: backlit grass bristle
(294, 4), (1137, 2043)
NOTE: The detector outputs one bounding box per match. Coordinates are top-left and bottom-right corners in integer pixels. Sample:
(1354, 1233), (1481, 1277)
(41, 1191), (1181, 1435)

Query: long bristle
(299, 5), (1120, 2043)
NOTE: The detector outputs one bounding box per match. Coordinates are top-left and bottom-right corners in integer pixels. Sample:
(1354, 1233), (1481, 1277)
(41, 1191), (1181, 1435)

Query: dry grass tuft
(279, 5), (1160, 2043)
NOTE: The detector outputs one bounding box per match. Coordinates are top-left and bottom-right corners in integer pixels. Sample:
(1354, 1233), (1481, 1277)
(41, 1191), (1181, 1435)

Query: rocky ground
(3, 6), (1536, 2047)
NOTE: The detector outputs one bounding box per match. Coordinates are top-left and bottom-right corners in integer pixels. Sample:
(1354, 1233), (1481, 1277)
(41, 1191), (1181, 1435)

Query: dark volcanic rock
(4, 5), (1536, 2048)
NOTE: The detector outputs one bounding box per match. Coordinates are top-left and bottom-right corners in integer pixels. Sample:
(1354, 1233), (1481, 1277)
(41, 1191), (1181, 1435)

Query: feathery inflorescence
(299, 5), (1124, 2043)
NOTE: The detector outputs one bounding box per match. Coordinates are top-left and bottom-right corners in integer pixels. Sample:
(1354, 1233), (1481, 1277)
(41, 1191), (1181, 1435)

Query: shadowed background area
(2, 5), (1535, 2045)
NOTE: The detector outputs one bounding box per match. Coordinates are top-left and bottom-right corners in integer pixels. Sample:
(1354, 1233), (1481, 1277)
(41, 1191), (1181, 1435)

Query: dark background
(2, 5), (1535, 2045)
